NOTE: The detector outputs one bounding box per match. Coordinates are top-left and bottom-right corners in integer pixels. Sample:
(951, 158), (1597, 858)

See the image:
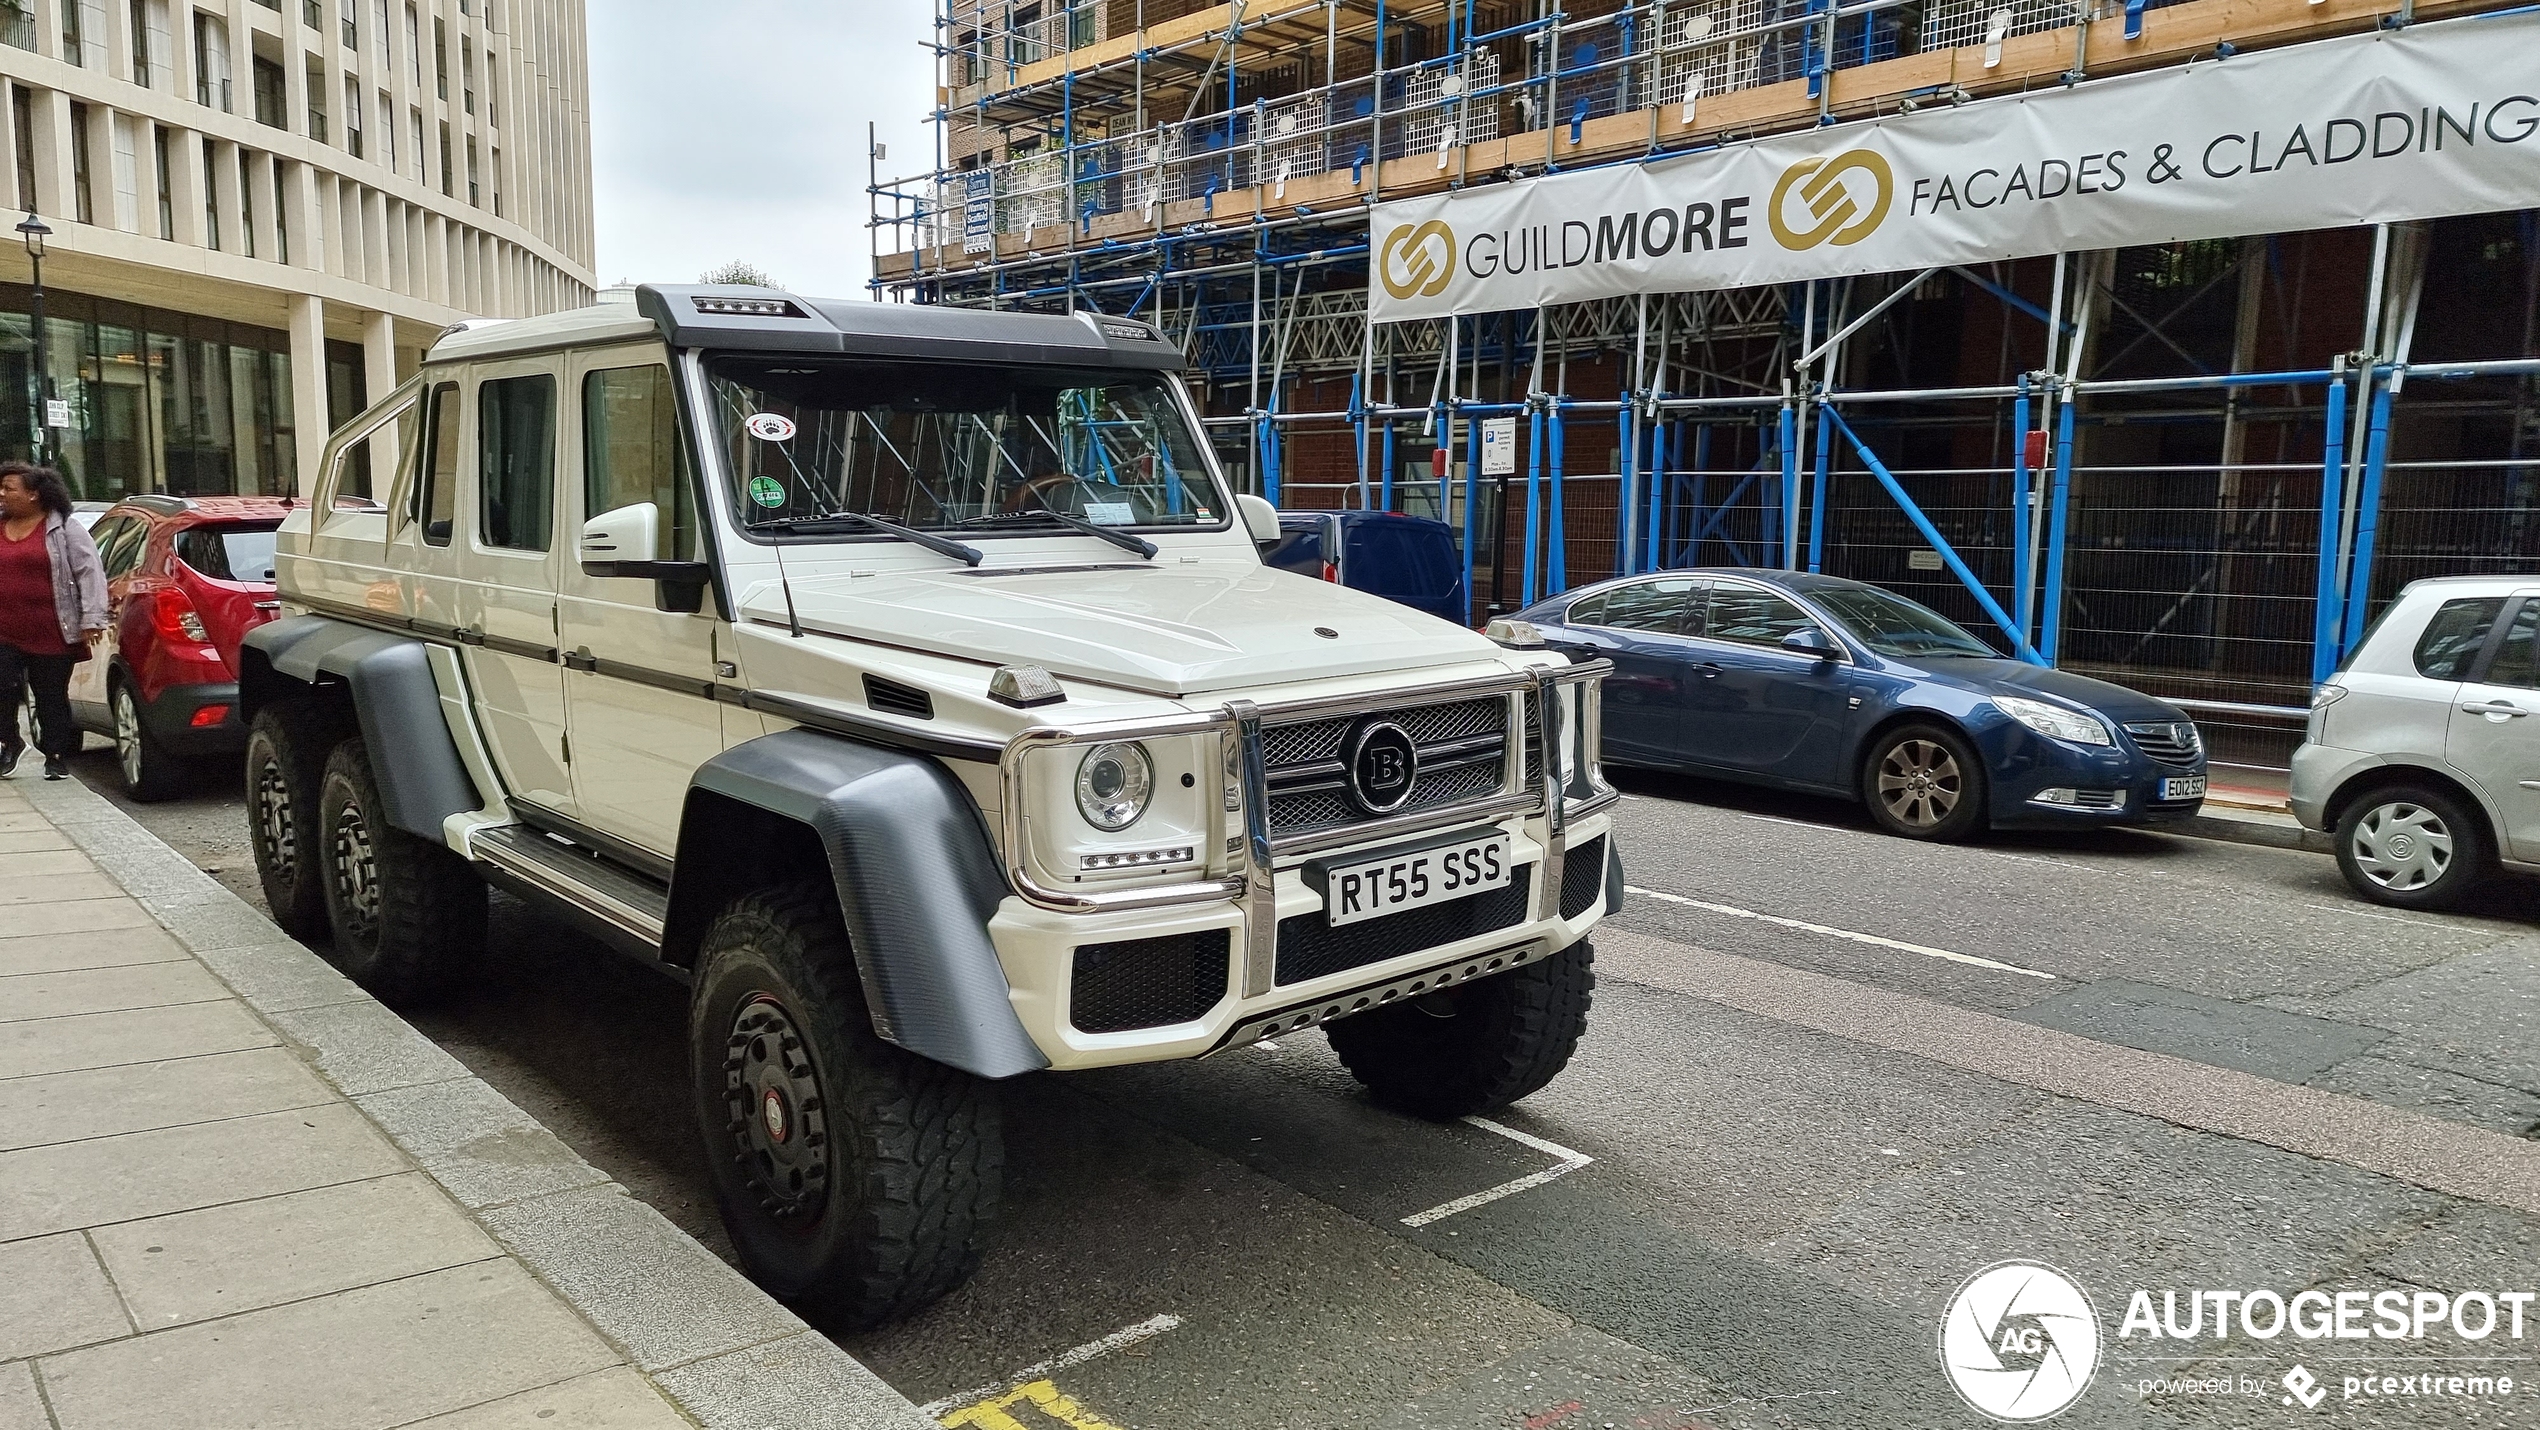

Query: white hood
(748, 560), (1501, 698)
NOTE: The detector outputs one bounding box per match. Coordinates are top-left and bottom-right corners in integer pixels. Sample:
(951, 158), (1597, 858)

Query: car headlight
(1993, 694), (2111, 746)
(1074, 743), (1154, 830)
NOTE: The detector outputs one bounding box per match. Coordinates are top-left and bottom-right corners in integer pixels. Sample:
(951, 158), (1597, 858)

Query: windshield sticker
(747, 475), (787, 508)
(1083, 502), (1136, 526)
(745, 412), (797, 443)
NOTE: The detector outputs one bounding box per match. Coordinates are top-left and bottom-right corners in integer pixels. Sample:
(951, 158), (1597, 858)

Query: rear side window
(1580, 577), (1701, 634)
(176, 524), (280, 583)
(479, 374), (557, 553)
(90, 516), (146, 578)
(583, 365), (691, 560)
(1342, 521), (1458, 598)
(2412, 597), (2505, 680)
(2484, 599), (2538, 688)
(418, 383), (462, 546)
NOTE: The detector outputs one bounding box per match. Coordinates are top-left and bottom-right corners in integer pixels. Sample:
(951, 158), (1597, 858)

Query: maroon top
(0, 522), (73, 656)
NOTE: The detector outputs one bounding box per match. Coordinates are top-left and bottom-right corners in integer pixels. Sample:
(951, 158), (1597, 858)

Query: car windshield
(706, 357), (1223, 536)
(1811, 585), (1998, 658)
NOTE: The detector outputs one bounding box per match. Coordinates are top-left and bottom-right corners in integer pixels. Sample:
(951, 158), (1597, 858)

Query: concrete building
(0, 0), (594, 500)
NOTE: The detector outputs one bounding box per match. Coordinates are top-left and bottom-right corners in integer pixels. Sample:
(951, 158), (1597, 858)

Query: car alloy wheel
(2349, 800), (2454, 892)
(329, 798), (381, 947)
(113, 686), (143, 788)
(720, 993), (832, 1225)
(1875, 738), (1963, 829)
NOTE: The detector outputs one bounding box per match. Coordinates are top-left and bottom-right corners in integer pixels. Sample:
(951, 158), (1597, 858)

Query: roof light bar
(692, 298), (804, 318)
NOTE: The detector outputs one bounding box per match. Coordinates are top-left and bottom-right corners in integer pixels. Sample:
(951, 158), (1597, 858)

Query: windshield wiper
(749, 512), (983, 567)
(957, 509), (1156, 559)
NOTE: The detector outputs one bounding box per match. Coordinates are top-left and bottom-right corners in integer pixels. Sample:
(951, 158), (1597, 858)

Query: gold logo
(1379, 221), (1456, 300)
(1769, 149), (1894, 250)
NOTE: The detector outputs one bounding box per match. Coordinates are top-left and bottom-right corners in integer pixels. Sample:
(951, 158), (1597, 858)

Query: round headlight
(1074, 743), (1154, 831)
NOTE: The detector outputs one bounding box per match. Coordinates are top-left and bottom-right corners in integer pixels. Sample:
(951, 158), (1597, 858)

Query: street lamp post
(16, 212), (49, 462)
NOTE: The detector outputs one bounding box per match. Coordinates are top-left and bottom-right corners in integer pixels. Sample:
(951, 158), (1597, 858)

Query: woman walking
(0, 462), (108, 780)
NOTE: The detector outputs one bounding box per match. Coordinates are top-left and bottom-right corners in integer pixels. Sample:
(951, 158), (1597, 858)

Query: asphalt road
(64, 744), (2540, 1430)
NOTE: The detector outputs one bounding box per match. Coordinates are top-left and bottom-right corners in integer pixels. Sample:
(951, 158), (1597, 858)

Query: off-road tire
(112, 679), (187, 802)
(245, 705), (335, 942)
(315, 738), (484, 1003)
(689, 882), (1002, 1329)
(1862, 722), (1988, 842)
(2335, 783), (2490, 911)
(1325, 941), (1596, 1119)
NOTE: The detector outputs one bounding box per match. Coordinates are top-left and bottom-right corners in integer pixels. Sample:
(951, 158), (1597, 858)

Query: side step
(470, 824), (669, 945)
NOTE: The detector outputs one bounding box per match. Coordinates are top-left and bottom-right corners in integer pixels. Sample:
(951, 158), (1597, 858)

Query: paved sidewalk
(0, 771), (938, 1430)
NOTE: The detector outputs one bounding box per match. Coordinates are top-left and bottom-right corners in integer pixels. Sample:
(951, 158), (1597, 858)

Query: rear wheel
(2335, 784), (2490, 911)
(689, 883), (1002, 1328)
(1862, 723), (1987, 841)
(112, 680), (187, 802)
(245, 705), (334, 943)
(1325, 941), (1595, 1120)
(316, 738), (484, 1003)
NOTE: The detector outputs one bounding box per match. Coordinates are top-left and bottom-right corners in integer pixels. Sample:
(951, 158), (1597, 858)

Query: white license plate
(1324, 833), (1513, 927)
(2161, 775), (2207, 800)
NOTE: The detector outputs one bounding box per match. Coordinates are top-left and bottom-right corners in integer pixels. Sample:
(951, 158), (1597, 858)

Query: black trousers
(0, 643), (79, 760)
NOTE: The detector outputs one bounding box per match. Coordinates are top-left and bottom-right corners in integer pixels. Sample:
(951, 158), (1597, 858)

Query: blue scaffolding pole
(1822, 406), (2045, 664)
(2311, 367), (2351, 684)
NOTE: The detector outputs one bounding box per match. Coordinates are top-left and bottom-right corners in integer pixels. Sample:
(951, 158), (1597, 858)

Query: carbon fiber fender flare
(240, 615), (482, 841)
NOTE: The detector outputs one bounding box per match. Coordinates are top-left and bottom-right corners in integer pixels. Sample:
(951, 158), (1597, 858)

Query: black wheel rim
(329, 794), (380, 945)
(721, 994), (831, 1226)
(254, 754), (296, 883)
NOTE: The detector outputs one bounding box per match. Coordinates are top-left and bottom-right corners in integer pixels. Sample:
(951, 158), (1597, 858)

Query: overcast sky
(588, 0), (938, 299)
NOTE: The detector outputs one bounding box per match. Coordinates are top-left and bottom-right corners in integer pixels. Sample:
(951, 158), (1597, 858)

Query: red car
(68, 495), (288, 800)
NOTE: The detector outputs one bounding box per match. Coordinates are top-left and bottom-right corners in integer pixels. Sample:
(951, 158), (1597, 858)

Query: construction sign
(1368, 10), (2540, 321)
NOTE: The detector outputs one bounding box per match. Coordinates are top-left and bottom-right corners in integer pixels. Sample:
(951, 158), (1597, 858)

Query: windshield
(706, 357), (1224, 537)
(1811, 585), (1998, 658)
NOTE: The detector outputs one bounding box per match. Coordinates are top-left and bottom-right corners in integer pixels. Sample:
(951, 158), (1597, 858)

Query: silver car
(2291, 576), (2540, 909)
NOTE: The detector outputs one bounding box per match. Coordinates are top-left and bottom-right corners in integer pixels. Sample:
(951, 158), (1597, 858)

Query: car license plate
(1324, 833), (1512, 928)
(2161, 774), (2207, 800)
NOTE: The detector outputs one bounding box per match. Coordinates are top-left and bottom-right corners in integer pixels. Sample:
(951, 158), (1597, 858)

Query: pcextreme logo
(1770, 148), (1895, 250)
(1379, 220), (1456, 300)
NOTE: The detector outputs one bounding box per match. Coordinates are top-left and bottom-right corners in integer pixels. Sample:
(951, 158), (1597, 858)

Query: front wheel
(112, 681), (187, 802)
(1862, 723), (1987, 841)
(1325, 941), (1596, 1120)
(689, 883), (1002, 1329)
(316, 738), (485, 1003)
(2335, 784), (2489, 911)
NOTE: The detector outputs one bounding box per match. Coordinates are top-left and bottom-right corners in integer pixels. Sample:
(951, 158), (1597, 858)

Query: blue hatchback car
(1511, 569), (2210, 840)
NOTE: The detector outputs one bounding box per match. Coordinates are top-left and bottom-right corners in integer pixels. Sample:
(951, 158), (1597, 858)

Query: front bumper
(1986, 733), (2207, 829)
(989, 809), (1614, 1070)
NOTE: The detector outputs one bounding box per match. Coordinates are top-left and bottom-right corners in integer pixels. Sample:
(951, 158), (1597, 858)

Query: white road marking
(917, 1314), (1185, 1416)
(1983, 849), (2129, 878)
(1733, 811), (1836, 832)
(2302, 902), (2459, 932)
(1400, 1116), (1595, 1227)
(1624, 885), (2058, 980)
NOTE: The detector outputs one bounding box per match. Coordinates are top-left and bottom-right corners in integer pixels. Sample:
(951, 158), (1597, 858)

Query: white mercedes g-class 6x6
(242, 285), (1618, 1325)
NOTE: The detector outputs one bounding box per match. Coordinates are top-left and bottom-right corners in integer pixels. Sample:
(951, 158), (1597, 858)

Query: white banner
(1368, 12), (2540, 322)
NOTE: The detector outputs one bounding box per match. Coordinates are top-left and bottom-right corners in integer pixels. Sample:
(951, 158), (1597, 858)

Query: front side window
(706, 358), (1225, 539)
(2413, 597), (2505, 681)
(584, 365), (690, 560)
(1811, 584), (1994, 658)
(1703, 584), (1817, 649)
(417, 381), (460, 545)
(1575, 576), (1701, 635)
(478, 374), (556, 553)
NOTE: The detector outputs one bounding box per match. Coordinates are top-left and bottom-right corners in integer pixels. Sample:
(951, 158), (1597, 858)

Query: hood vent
(863, 675), (935, 721)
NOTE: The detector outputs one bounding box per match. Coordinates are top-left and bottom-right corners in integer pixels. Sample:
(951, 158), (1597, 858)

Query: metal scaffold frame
(871, 0), (2540, 772)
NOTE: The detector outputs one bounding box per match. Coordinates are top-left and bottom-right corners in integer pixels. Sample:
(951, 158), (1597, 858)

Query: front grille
(1070, 930), (1231, 1033)
(2123, 720), (2202, 765)
(1261, 695), (1511, 838)
(1558, 836), (1607, 920)
(1275, 864), (1533, 986)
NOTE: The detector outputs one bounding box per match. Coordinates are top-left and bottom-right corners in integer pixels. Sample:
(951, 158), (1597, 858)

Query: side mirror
(1237, 493), (1280, 551)
(1781, 626), (1840, 658)
(581, 501), (712, 614)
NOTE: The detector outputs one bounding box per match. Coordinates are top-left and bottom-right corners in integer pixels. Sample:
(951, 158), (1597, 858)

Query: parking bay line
(1400, 1116), (1595, 1227)
(919, 1314), (1184, 1418)
(1624, 885), (2057, 981)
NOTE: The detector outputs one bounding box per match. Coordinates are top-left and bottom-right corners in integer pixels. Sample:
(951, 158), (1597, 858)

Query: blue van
(1265, 510), (1469, 625)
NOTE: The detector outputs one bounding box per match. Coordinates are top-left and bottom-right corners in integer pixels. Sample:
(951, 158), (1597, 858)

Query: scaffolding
(872, 0), (2540, 776)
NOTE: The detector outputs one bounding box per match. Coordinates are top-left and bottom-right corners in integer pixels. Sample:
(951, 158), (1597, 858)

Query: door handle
(2461, 701), (2530, 717)
(1693, 662), (1723, 679)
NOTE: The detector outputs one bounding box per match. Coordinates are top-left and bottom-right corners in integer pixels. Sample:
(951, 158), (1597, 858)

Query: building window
(252, 58), (286, 129)
(379, 89), (394, 170)
(302, 0), (319, 28)
(238, 150), (254, 258)
(304, 61), (328, 141)
(433, 16), (447, 99)
(195, 13), (231, 111)
(201, 136), (217, 249)
(13, 88), (36, 211)
(489, 145), (499, 216)
(152, 125), (170, 238)
(404, 3), (418, 86)
(0, 2), (32, 52)
(109, 113), (137, 230)
(341, 3), (354, 48)
(127, 0), (148, 84)
(271, 160), (286, 264)
(438, 121), (451, 197)
(70, 103), (93, 225)
(344, 77), (362, 157)
(465, 136), (477, 206)
(410, 107), (423, 184)
(461, 38), (473, 114)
